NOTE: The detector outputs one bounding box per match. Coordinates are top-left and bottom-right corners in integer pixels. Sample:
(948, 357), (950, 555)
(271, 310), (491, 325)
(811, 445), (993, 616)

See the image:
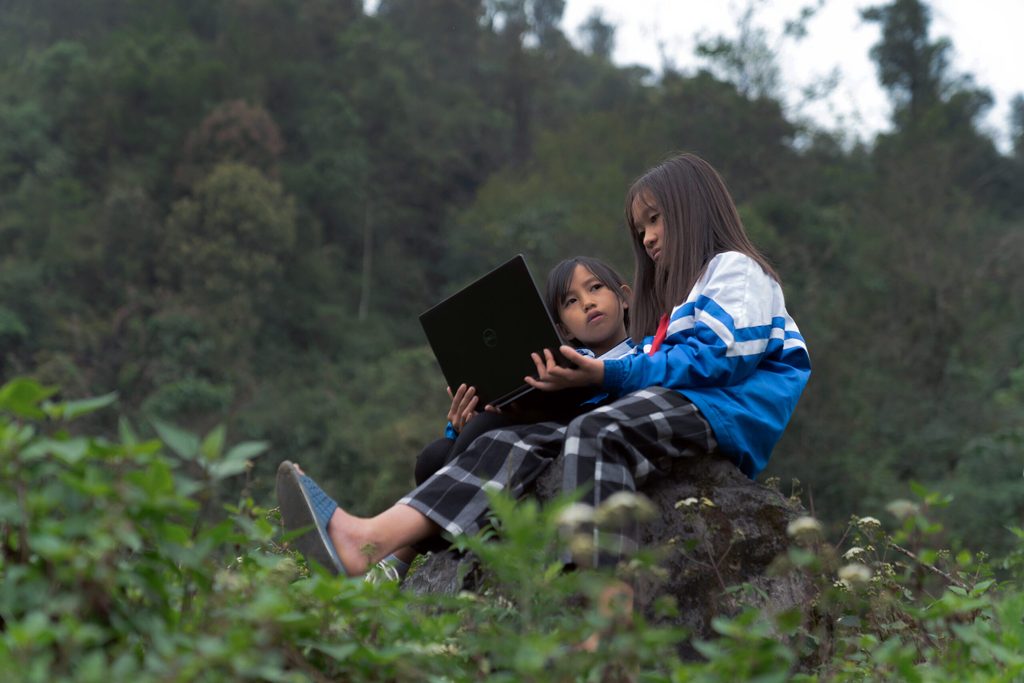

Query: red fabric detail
(648, 313), (670, 355)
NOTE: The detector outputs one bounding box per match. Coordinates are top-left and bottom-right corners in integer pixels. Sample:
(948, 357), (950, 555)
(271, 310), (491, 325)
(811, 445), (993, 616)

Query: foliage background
(0, 0), (1022, 557)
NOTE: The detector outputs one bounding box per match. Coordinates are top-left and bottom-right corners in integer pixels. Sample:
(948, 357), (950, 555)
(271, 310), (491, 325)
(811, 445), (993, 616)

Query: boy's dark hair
(545, 256), (630, 344)
(624, 152), (779, 339)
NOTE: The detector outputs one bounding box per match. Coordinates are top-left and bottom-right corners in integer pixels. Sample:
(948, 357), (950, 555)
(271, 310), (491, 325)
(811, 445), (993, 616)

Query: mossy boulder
(403, 453), (815, 655)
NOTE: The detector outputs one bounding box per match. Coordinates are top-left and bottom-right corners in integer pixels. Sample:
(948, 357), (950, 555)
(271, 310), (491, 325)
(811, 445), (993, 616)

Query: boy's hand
(446, 384), (479, 432)
(524, 346), (604, 391)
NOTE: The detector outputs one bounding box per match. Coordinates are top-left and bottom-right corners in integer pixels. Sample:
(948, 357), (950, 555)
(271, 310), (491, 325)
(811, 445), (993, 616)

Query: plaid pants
(398, 387), (717, 565)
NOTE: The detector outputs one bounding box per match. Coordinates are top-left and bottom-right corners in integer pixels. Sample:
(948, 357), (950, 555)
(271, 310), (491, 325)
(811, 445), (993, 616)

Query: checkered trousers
(398, 387), (717, 566)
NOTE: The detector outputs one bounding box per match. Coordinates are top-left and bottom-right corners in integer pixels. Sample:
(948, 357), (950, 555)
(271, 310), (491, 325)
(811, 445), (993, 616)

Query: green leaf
(201, 425), (226, 461)
(152, 419), (199, 460)
(61, 391), (118, 420)
(20, 437), (89, 464)
(208, 458), (251, 480)
(119, 416), (138, 446)
(223, 441), (270, 463)
(774, 608), (803, 635)
(0, 378), (57, 419)
(309, 641), (358, 662)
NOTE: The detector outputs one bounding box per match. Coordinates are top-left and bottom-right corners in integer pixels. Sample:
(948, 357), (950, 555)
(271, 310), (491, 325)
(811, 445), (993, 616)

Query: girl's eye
(563, 297), (577, 307)
(649, 213), (659, 224)
(590, 283), (603, 292)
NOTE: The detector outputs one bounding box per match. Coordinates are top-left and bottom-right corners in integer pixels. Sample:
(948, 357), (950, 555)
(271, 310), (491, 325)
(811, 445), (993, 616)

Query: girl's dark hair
(624, 152), (778, 338)
(545, 256), (630, 342)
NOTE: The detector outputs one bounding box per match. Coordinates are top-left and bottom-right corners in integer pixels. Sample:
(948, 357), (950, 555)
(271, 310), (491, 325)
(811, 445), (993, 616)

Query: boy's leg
(561, 387), (717, 566)
(400, 420), (569, 539)
(415, 438), (457, 487)
(410, 412), (527, 554)
(451, 411), (522, 455)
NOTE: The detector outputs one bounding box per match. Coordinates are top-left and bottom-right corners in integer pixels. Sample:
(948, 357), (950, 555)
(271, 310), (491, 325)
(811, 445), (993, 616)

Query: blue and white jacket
(601, 251), (810, 478)
(444, 338), (637, 439)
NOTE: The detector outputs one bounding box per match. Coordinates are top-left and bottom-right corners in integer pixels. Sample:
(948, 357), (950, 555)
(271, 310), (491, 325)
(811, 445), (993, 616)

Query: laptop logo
(482, 328), (498, 348)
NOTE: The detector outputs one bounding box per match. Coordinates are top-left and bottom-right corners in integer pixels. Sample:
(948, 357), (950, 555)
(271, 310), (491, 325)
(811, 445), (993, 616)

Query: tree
(158, 163), (297, 370)
(1011, 94), (1024, 159)
(578, 9), (615, 60)
(176, 100), (285, 188)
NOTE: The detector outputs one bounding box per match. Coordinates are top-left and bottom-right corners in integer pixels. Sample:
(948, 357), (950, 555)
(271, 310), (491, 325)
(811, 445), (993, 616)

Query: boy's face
(556, 264), (628, 356)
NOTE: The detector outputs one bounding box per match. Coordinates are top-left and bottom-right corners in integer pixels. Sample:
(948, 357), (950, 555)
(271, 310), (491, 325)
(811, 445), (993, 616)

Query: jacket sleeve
(602, 255), (784, 396)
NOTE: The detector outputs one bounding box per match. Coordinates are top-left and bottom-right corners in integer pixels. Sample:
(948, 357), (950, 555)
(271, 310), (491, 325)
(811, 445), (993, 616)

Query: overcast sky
(561, 0), (1022, 151)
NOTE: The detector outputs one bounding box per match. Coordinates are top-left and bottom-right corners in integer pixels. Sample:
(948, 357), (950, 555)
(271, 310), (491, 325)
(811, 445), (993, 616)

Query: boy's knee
(414, 438), (454, 486)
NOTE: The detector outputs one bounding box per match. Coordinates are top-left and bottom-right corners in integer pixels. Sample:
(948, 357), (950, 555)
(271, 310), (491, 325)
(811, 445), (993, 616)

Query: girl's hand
(524, 346), (604, 391)
(446, 384), (479, 432)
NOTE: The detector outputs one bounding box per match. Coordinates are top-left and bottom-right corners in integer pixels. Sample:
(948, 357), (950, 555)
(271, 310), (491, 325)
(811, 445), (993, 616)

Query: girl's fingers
(448, 384), (468, 423)
(454, 386), (470, 408)
(531, 352), (548, 378)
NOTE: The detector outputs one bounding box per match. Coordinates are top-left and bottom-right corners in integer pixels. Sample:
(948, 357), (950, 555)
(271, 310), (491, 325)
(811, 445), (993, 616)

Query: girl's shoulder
(683, 252), (785, 324)
(704, 251), (767, 278)
(694, 251), (777, 293)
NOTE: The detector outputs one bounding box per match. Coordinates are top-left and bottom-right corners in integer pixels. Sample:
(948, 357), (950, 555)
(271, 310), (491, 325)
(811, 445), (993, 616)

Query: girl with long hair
(276, 152), (809, 579)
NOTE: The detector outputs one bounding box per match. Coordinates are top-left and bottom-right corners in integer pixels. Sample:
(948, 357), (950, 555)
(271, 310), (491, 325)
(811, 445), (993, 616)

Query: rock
(402, 453), (815, 656)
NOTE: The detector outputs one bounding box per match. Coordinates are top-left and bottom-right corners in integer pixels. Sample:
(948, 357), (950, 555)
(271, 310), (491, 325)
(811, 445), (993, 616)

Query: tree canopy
(0, 0), (1021, 555)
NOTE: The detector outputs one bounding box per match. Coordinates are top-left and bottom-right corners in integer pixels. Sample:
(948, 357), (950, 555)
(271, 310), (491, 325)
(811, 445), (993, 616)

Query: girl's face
(631, 191), (665, 264)
(556, 264), (629, 356)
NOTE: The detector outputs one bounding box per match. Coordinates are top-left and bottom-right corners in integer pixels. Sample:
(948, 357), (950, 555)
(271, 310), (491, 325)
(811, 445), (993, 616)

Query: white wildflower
(838, 563), (873, 588)
(568, 533), (595, 566)
(559, 503), (595, 525)
(843, 546), (866, 560)
(674, 497), (699, 509)
(556, 503), (595, 530)
(594, 491), (657, 527)
(856, 516), (881, 529)
(700, 496), (716, 508)
(786, 516), (823, 541)
(885, 499), (920, 520)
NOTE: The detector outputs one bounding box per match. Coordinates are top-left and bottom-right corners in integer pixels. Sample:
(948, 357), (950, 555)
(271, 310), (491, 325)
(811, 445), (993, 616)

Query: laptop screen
(419, 255), (571, 407)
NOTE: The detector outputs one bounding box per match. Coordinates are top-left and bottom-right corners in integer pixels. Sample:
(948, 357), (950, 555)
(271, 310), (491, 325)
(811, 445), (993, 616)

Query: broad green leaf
(119, 416), (138, 446)
(152, 419), (199, 460)
(20, 437), (89, 464)
(0, 378), (57, 419)
(201, 425), (226, 461)
(310, 642), (358, 662)
(48, 438), (90, 464)
(223, 441), (270, 463)
(208, 458), (251, 480)
(61, 391), (118, 420)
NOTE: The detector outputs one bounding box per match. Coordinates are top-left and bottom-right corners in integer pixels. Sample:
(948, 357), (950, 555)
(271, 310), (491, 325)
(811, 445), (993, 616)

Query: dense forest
(1, 0), (1022, 552)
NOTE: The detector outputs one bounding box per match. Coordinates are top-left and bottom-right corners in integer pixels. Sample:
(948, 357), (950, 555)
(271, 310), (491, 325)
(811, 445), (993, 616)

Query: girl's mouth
(587, 312), (606, 324)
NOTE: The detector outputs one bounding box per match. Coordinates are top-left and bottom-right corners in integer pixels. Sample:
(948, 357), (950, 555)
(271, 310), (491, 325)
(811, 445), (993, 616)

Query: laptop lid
(419, 254), (570, 407)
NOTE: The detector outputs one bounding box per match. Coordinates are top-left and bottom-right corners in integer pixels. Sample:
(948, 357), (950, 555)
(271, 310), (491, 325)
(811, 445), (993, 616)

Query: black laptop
(419, 255), (575, 408)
